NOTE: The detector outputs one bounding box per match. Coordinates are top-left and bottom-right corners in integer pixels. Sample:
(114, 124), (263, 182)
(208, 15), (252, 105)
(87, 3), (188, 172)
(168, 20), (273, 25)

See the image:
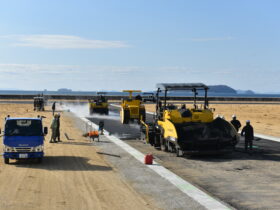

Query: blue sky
(0, 0), (279, 92)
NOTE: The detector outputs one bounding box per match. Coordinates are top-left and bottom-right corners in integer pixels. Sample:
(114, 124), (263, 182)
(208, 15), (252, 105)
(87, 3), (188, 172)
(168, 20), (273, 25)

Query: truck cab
(142, 92), (156, 102)
(3, 116), (48, 164)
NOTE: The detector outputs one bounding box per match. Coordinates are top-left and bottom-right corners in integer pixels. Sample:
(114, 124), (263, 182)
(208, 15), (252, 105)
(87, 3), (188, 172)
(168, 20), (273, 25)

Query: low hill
(208, 85), (237, 94)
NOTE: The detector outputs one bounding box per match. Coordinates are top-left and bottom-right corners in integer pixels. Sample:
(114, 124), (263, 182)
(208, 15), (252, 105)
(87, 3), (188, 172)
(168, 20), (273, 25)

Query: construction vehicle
(88, 92), (109, 115)
(33, 96), (45, 111)
(2, 116), (48, 164)
(142, 92), (156, 102)
(140, 83), (239, 156)
(120, 90), (146, 124)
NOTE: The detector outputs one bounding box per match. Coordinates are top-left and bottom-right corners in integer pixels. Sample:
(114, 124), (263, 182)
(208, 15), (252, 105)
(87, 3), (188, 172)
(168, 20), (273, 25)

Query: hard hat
(246, 120), (250, 123)
(232, 114), (236, 118)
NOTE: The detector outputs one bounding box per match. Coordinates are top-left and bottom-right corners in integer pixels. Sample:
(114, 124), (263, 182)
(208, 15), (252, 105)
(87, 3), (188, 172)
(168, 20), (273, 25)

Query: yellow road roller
(89, 92), (109, 115)
(120, 90), (146, 124)
(140, 83), (239, 156)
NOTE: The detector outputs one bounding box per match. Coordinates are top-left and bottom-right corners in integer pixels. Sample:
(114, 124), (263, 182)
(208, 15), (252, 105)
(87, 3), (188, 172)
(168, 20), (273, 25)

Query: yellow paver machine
(140, 83), (239, 156)
(120, 90), (146, 124)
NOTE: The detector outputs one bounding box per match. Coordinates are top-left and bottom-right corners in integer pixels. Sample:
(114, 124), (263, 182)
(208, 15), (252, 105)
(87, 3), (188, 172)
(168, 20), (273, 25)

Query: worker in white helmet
(241, 120), (254, 152)
(230, 114), (241, 132)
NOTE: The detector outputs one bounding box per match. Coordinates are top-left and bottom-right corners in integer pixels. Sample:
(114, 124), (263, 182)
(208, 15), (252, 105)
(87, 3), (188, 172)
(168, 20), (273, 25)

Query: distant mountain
(57, 88), (72, 92)
(236, 89), (255, 95)
(208, 85), (237, 94)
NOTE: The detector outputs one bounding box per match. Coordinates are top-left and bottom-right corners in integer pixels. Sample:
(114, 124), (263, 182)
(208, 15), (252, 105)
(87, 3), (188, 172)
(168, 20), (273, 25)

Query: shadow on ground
(59, 141), (92, 146)
(97, 151), (121, 158)
(12, 156), (112, 171)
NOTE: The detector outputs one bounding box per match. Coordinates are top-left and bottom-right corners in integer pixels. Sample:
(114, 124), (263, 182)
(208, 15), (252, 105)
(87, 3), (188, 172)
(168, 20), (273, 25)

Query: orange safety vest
(88, 130), (99, 137)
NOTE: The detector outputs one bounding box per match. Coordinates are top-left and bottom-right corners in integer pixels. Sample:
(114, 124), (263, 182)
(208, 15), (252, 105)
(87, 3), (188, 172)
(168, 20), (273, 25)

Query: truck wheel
(4, 158), (9, 164)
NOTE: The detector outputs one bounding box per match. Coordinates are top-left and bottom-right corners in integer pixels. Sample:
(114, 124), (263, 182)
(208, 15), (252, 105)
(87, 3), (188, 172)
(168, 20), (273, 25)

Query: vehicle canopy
(156, 83), (209, 109)
(156, 83), (208, 91)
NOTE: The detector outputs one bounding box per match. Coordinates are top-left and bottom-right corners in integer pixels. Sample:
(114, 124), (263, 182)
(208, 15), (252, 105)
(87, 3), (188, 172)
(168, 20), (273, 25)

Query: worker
(135, 95), (142, 101)
(231, 115), (241, 132)
(99, 120), (104, 135)
(241, 120), (254, 152)
(52, 102), (56, 116)
(57, 113), (61, 142)
(33, 99), (36, 111)
(50, 114), (59, 143)
(100, 95), (105, 102)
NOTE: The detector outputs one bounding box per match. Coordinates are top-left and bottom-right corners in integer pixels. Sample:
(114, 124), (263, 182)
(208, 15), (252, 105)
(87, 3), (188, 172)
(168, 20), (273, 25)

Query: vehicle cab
(2, 116), (48, 164)
(142, 92), (156, 102)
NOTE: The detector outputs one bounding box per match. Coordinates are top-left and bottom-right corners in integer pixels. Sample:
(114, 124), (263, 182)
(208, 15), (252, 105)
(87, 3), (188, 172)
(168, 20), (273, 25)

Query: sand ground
(145, 103), (280, 137)
(0, 104), (157, 210)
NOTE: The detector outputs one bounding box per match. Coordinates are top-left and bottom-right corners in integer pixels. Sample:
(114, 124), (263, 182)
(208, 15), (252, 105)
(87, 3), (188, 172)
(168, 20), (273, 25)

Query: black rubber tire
(4, 158), (9, 164)
(154, 133), (161, 149)
(121, 108), (130, 124)
(124, 109), (130, 124)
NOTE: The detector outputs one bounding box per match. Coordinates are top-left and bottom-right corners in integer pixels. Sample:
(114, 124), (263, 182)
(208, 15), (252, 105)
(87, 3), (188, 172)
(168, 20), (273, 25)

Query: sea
(0, 90), (279, 98)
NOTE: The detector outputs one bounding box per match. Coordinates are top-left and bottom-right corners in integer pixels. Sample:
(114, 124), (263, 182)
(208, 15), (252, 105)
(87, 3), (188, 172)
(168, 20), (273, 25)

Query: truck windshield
(5, 120), (43, 136)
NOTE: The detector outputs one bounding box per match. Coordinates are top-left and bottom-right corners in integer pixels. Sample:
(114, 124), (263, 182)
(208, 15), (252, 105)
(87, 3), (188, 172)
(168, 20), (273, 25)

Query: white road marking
(254, 133), (280, 143)
(78, 115), (232, 210)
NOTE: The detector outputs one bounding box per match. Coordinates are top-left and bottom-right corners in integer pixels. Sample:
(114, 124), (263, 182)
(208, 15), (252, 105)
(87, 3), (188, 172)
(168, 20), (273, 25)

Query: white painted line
(77, 115), (232, 210)
(146, 111), (155, 115)
(254, 133), (280, 143)
(110, 104), (120, 108)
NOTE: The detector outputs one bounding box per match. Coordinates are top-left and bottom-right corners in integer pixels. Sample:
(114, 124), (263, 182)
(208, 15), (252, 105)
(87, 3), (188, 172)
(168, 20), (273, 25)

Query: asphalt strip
(77, 114), (232, 210)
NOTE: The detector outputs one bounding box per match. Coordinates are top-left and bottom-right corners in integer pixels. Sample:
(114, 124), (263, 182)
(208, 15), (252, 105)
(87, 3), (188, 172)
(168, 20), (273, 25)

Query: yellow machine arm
(123, 90), (142, 99)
